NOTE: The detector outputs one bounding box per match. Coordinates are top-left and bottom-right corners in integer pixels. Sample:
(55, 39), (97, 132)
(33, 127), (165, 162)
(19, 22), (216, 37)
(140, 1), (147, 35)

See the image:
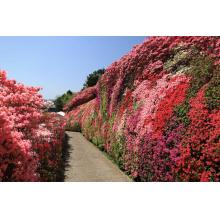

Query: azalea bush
(66, 37), (220, 182)
(64, 86), (97, 111)
(0, 71), (66, 181)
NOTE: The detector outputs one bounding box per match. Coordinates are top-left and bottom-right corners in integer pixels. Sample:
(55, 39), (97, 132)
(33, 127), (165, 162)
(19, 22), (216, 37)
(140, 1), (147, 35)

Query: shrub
(0, 71), (66, 181)
(64, 86), (97, 111)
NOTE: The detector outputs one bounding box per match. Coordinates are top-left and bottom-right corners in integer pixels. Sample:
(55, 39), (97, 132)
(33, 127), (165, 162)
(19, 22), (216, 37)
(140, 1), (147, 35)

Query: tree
(54, 90), (75, 111)
(83, 69), (105, 89)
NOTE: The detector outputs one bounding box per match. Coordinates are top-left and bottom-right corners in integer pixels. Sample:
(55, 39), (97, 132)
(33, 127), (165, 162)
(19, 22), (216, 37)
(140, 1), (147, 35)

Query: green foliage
(118, 71), (136, 103)
(188, 55), (214, 96)
(111, 135), (125, 169)
(189, 54), (220, 111)
(54, 90), (75, 111)
(82, 110), (99, 140)
(86, 110), (98, 128)
(65, 115), (81, 132)
(72, 122), (81, 132)
(83, 69), (105, 89)
(205, 67), (220, 110)
(133, 99), (142, 111)
(100, 86), (108, 121)
(109, 112), (116, 128)
(92, 136), (104, 151)
(173, 52), (220, 127)
(164, 45), (198, 75)
(66, 121), (81, 132)
(206, 86), (220, 110)
(174, 103), (190, 126)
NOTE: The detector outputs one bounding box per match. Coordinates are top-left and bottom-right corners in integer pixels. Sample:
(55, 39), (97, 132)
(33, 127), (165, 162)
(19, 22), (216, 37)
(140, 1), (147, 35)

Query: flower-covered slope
(66, 37), (220, 181)
(0, 71), (66, 181)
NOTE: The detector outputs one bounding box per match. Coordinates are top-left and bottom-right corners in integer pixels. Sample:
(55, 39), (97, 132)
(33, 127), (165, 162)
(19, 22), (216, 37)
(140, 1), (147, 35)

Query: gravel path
(64, 131), (131, 182)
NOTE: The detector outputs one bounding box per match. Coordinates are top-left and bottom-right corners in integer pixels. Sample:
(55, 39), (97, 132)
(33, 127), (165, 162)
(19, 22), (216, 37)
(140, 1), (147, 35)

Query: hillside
(65, 37), (220, 181)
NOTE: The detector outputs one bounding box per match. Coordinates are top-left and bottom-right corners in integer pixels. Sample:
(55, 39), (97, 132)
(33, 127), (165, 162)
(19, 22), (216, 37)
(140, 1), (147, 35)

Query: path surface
(64, 131), (131, 182)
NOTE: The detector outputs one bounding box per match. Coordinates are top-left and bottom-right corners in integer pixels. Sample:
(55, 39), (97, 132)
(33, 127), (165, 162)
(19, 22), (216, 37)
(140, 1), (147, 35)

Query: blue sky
(0, 37), (145, 99)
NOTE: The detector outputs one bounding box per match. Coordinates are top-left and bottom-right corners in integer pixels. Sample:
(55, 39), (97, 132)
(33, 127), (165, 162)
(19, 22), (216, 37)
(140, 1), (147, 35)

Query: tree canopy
(54, 90), (75, 111)
(83, 69), (105, 89)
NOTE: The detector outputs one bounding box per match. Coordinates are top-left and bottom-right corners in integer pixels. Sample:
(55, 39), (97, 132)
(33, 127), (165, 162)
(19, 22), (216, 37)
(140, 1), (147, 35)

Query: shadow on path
(56, 133), (72, 182)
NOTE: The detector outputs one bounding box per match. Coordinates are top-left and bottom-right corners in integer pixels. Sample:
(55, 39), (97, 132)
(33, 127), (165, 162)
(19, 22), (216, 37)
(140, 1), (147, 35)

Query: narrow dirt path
(64, 131), (131, 182)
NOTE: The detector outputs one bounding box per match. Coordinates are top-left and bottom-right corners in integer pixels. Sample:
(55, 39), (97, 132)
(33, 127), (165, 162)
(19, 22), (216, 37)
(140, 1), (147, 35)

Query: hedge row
(66, 37), (220, 181)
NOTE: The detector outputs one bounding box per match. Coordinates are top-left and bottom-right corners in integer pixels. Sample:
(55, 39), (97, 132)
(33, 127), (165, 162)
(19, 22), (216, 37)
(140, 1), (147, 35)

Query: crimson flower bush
(66, 37), (220, 181)
(0, 71), (66, 181)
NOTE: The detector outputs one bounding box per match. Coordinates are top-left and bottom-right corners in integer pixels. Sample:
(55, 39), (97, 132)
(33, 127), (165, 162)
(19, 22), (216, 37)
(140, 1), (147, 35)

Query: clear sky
(0, 36), (145, 99)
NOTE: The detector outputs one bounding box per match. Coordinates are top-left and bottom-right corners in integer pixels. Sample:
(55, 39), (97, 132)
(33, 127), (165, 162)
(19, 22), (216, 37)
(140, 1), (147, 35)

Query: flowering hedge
(66, 37), (220, 182)
(64, 86), (97, 111)
(0, 71), (66, 181)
